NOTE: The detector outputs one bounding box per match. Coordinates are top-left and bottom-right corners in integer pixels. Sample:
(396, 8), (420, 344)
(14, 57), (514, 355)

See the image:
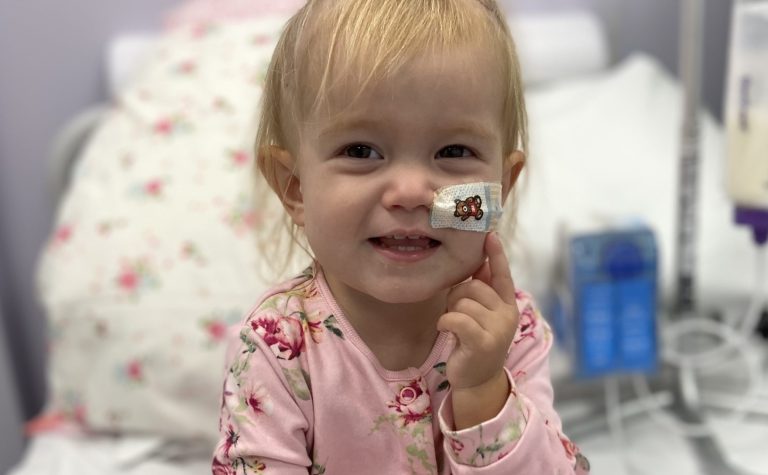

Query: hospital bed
(8, 1), (768, 474)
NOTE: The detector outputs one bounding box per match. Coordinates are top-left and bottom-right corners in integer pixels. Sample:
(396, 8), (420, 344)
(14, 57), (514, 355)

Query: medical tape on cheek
(429, 182), (503, 232)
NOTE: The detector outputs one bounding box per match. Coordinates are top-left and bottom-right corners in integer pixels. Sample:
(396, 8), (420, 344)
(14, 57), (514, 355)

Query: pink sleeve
(212, 321), (313, 474)
(437, 293), (590, 474)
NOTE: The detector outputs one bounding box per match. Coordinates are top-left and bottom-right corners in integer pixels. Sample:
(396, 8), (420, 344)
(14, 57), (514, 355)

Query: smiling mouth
(369, 235), (441, 252)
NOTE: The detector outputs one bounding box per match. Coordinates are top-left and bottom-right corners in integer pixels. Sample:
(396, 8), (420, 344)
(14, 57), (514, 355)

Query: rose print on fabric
(202, 319), (227, 345)
(229, 149), (251, 168)
(51, 224), (73, 247)
(387, 380), (432, 427)
(448, 437), (465, 457)
(146, 179), (164, 197)
(514, 302), (538, 344)
(242, 383), (273, 417)
(224, 194), (261, 236)
(250, 308), (306, 360)
(233, 279), (343, 401)
(321, 315), (343, 340)
(512, 369), (527, 382)
(372, 378), (436, 474)
(250, 298), (313, 397)
(251, 33), (273, 45)
(211, 458), (234, 475)
(513, 293), (553, 346)
(51, 390), (87, 427)
(558, 431), (591, 473)
(225, 272), (348, 434)
(444, 388), (527, 467)
(560, 434), (578, 459)
(222, 424), (239, 458)
(446, 418), (524, 467)
(115, 258), (160, 296)
(247, 284), (344, 361)
(444, 386), (526, 466)
(126, 360), (143, 382)
(190, 22), (218, 39)
(116, 358), (146, 385)
(213, 456), (266, 475)
(213, 96), (234, 113)
(152, 115), (192, 135)
(129, 178), (168, 200)
(182, 241), (208, 265)
(200, 309), (241, 346)
(97, 219), (127, 236)
(173, 59), (197, 75)
(227, 377), (275, 426)
(287, 277), (344, 342)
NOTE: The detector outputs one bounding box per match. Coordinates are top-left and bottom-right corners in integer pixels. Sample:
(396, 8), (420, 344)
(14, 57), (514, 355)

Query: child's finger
(485, 233), (517, 305)
(471, 258), (491, 286)
(447, 279), (498, 313)
(437, 311), (486, 349)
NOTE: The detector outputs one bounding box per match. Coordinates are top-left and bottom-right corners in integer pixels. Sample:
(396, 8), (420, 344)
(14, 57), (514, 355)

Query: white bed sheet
(9, 434), (211, 475)
(576, 413), (768, 475)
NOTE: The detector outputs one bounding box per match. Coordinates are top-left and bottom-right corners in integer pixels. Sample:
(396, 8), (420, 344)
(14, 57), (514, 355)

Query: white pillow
(37, 16), (306, 444)
(511, 10), (610, 85)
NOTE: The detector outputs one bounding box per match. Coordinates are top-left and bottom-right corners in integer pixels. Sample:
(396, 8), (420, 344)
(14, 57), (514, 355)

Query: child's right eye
(342, 144), (382, 159)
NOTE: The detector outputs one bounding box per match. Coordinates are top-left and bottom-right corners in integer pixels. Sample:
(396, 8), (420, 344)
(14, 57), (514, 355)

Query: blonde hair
(254, 0), (528, 275)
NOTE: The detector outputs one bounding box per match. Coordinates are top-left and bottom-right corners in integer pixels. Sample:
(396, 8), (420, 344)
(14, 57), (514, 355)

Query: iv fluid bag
(726, 1), (768, 208)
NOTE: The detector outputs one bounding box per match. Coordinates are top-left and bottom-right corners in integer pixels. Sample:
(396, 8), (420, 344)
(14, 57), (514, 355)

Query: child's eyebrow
(318, 117), (496, 142)
(317, 118), (382, 140)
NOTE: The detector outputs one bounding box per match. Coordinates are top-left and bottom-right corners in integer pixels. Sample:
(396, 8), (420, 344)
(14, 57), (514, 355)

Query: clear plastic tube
(662, 244), (766, 367)
(604, 377), (645, 475)
(623, 244), (766, 438)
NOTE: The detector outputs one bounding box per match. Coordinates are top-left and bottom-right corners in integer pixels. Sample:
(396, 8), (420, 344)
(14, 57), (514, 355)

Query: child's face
(288, 45), (520, 305)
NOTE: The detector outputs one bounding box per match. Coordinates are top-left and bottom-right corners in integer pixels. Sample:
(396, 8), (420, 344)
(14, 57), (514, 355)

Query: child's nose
(381, 166), (435, 212)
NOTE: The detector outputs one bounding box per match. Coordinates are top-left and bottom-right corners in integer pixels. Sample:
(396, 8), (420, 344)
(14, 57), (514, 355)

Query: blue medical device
(552, 227), (659, 379)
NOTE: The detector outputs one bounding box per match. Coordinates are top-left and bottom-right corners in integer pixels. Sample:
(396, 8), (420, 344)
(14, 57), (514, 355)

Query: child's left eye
(436, 145), (474, 159)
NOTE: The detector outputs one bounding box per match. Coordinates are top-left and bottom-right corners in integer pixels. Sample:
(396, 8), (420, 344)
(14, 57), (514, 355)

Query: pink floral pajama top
(212, 264), (590, 474)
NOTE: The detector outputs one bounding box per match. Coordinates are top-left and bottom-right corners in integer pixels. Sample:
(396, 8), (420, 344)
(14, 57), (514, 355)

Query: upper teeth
(390, 235), (424, 240)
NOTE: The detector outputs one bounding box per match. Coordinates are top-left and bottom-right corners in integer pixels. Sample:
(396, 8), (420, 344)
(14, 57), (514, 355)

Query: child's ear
(501, 150), (525, 205)
(267, 146), (305, 226)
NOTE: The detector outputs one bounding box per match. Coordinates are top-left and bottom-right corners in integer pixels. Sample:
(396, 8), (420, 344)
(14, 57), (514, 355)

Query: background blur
(0, 0), (734, 472)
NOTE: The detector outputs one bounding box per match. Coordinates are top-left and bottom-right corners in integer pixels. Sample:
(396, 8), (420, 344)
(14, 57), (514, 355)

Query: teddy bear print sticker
(429, 182), (503, 232)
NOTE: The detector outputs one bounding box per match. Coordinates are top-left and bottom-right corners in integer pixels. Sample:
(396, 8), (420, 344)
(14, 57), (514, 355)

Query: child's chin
(372, 290), (435, 305)
(368, 273), (474, 305)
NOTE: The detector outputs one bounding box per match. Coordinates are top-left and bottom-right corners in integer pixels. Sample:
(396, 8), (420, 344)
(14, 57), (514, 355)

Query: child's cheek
(448, 230), (488, 282)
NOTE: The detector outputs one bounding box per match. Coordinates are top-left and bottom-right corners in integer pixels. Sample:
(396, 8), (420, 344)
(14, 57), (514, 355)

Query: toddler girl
(213, 0), (590, 473)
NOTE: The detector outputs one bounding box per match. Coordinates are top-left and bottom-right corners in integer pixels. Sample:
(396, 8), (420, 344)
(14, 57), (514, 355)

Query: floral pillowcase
(36, 15), (306, 444)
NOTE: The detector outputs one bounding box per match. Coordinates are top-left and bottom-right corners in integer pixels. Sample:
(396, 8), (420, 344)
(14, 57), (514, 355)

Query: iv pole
(670, 1), (751, 474)
(674, 0), (703, 317)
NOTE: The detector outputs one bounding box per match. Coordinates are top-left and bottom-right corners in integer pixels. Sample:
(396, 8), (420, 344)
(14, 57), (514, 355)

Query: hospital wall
(0, 0), (734, 431)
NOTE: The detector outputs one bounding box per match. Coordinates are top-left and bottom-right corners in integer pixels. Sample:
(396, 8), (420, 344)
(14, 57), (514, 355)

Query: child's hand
(437, 232), (519, 428)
